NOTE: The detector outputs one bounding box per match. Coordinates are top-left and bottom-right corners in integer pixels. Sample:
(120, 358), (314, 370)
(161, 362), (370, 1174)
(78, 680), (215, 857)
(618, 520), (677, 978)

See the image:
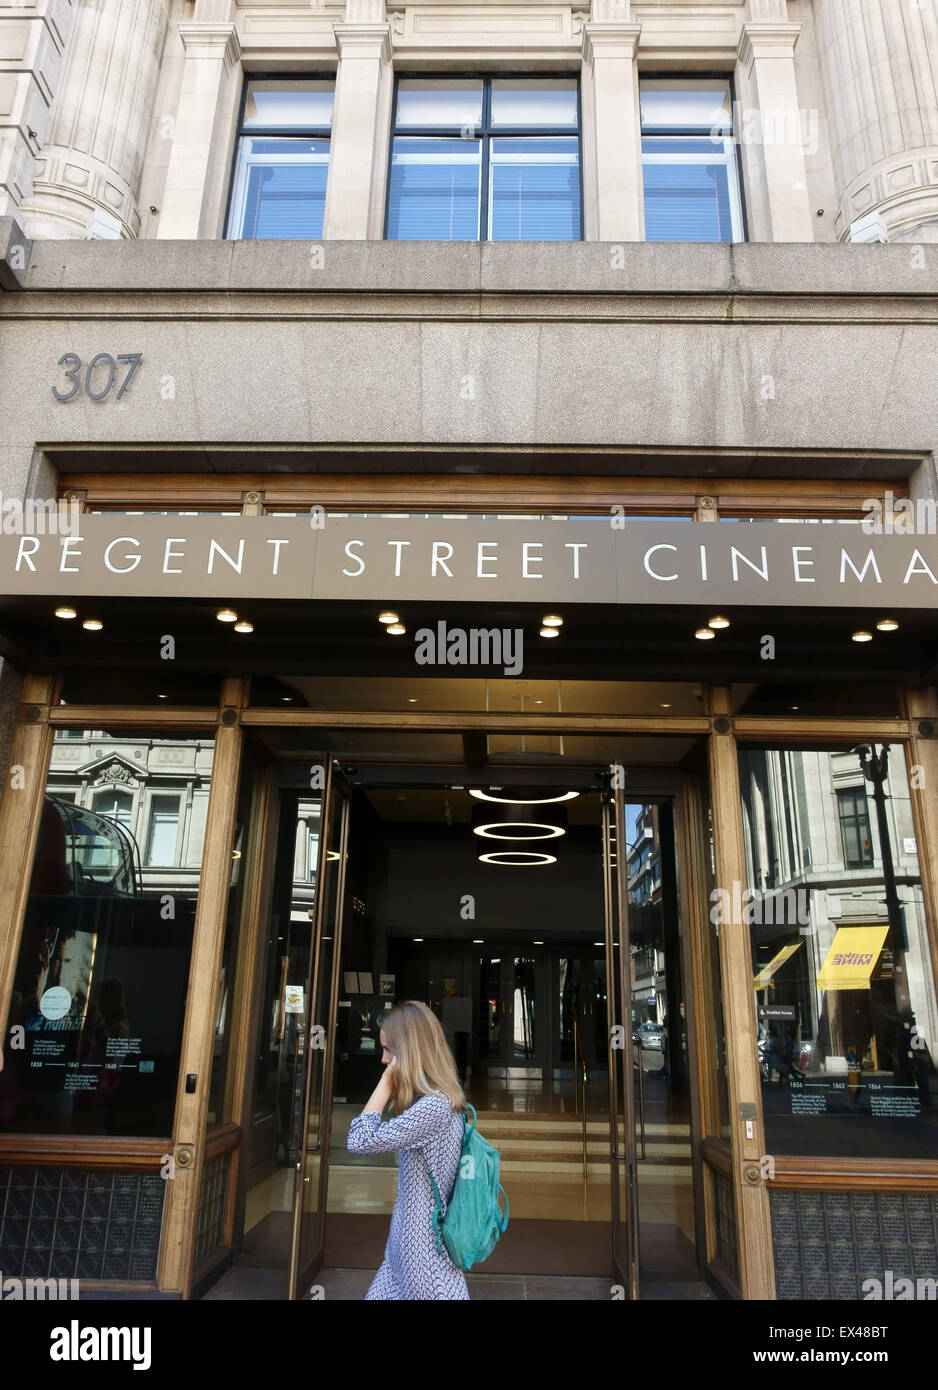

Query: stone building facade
(0, 0), (937, 1306)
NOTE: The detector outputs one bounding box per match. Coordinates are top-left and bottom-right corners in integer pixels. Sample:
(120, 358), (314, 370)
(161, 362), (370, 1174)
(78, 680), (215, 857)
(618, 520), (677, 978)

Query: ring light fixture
(478, 850), (557, 866)
(473, 821), (565, 841)
(468, 789), (579, 805)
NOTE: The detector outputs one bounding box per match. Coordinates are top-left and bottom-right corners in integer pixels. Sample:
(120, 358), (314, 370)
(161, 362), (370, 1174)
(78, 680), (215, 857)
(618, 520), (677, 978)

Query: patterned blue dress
(347, 1090), (470, 1300)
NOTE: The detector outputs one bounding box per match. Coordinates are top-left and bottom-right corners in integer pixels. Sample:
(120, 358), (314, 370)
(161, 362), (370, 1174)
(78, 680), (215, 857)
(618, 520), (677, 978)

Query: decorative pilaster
(322, 20), (393, 240)
(736, 7), (815, 242)
(156, 20), (241, 240)
(581, 13), (643, 241)
(22, 0), (169, 239)
(815, 0), (938, 242)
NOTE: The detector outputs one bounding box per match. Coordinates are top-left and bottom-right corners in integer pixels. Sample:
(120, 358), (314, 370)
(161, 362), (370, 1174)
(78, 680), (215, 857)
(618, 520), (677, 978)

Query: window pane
(640, 79), (732, 130)
(387, 137), (481, 240)
(490, 79), (578, 128)
(642, 137), (737, 241)
(395, 80), (483, 128)
(489, 137), (580, 240)
(740, 744), (938, 1159)
(0, 732), (215, 1138)
(243, 80), (334, 129)
(230, 137), (329, 239)
(146, 797), (180, 867)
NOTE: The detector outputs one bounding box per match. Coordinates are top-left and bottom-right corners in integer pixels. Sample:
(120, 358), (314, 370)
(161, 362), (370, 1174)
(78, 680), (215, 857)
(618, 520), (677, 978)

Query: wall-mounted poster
(285, 983), (305, 1015)
(379, 974), (395, 997)
(344, 972), (359, 994)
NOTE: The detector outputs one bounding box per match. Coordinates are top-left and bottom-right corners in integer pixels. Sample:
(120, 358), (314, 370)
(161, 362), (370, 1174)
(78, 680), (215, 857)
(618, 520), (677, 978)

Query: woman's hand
(363, 1057), (395, 1115)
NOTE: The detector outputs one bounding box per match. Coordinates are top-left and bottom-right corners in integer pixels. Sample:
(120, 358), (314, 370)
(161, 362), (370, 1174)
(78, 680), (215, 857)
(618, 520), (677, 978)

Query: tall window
(145, 795), (180, 867)
(227, 79), (334, 239)
(837, 788), (874, 868)
(387, 78), (581, 241)
(640, 78), (744, 242)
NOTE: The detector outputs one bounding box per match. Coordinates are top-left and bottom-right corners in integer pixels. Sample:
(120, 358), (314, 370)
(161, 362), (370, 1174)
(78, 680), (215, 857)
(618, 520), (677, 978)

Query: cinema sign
(3, 515), (938, 608)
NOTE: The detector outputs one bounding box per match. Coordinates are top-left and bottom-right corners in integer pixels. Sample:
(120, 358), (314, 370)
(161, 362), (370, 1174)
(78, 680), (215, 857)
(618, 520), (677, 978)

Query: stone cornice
(334, 22), (393, 62)
(737, 20), (802, 68)
(177, 21), (242, 71)
(582, 22), (641, 65)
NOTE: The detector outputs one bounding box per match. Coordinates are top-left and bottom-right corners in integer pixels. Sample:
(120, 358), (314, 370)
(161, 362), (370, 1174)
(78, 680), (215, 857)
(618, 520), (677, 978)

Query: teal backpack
(425, 1103), (509, 1271)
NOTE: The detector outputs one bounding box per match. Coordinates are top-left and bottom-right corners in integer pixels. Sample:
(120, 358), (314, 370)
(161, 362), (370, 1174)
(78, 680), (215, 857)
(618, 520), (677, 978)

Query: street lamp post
(856, 744), (915, 1057)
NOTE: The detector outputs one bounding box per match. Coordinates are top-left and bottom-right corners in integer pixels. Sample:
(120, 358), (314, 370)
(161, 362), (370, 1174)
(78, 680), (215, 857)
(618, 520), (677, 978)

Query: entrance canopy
(2, 514), (937, 607)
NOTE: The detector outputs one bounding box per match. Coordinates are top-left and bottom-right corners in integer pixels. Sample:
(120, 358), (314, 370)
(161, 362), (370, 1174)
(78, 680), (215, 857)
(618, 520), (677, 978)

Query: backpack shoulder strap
(424, 1151), (446, 1257)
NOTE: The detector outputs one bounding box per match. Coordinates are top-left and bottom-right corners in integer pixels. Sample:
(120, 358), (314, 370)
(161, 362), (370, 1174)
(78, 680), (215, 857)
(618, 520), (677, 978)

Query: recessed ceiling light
(387, 623), (406, 635)
(534, 699), (543, 705)
(542, 615), (563, 627)
(413, 937), (424, 942)
(216, 608), (237, 623)
(469, 789), (579, 805)
(234, 621), (253, 634)
(473, 939), (484, 943)
(876, 618), (899, 632)
(157, 694), (168, 701)
(852, 630), (873, 643)
(378, 611), (399, 625)
(54, 606), (77, 620)
(540, 627), (560, 638)
(593, 942), (603, 946)
(407, 697), (419, 703)
(791, 704), (799, 711)
(82, 619), (103, 631)
(660, 702), (671, 709)
(533, 940), (544, 945)
(708, 615), (730, 629)
(695, 628), (715, 640)
(281, 696), (294, 703)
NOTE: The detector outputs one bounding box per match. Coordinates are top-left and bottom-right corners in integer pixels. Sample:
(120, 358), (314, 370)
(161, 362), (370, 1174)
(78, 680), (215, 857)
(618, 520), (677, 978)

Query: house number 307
(52, 352), (143, 403)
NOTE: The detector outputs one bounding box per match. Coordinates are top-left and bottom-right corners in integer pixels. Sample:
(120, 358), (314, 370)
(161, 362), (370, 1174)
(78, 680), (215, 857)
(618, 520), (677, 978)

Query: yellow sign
(816, 926), (889, 992)
(752, 941), (802, 990)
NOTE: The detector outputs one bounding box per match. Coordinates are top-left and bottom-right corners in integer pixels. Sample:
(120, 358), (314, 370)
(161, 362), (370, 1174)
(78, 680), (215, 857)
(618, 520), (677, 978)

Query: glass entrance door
(475, 949), (548, 1075)
(288, 758), (351, 1298)
(603, 785), (640, 1298)
(555, 948), (608, 1079)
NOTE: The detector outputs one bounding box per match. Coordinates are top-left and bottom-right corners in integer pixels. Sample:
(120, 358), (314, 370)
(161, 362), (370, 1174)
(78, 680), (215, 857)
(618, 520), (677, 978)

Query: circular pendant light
(479, 849), (557, 866)
(472, 803), (567, 841)
(469, 788), (579, 805)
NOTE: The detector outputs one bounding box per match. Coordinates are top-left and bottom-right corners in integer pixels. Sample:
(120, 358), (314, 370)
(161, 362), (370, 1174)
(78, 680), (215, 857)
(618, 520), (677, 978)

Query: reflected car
(636, 1021), (665, 1051)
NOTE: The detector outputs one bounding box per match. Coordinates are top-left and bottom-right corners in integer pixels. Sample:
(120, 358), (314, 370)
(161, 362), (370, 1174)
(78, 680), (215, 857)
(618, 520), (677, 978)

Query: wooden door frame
(289, 758), (352, 1298)
(1, 681), (935, 1302)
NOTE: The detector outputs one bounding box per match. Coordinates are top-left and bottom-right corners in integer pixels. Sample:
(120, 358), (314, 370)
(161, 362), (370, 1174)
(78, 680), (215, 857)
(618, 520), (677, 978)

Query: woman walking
(347, 999), (470, 1300)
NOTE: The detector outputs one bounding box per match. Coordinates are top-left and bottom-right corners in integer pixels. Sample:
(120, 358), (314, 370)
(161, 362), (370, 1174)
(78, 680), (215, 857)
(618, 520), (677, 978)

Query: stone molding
(581, 21), (641, 65)
(838, 154), (938, 243)
(736, 21), (802, 70)
(333, 22), (392, 62)
(93, 761), (142, 790)
(177, 21), (242, 71)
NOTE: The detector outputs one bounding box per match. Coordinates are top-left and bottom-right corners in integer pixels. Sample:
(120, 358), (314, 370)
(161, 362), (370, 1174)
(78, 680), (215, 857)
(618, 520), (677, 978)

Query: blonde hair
(382, 1000), (466, 1115)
